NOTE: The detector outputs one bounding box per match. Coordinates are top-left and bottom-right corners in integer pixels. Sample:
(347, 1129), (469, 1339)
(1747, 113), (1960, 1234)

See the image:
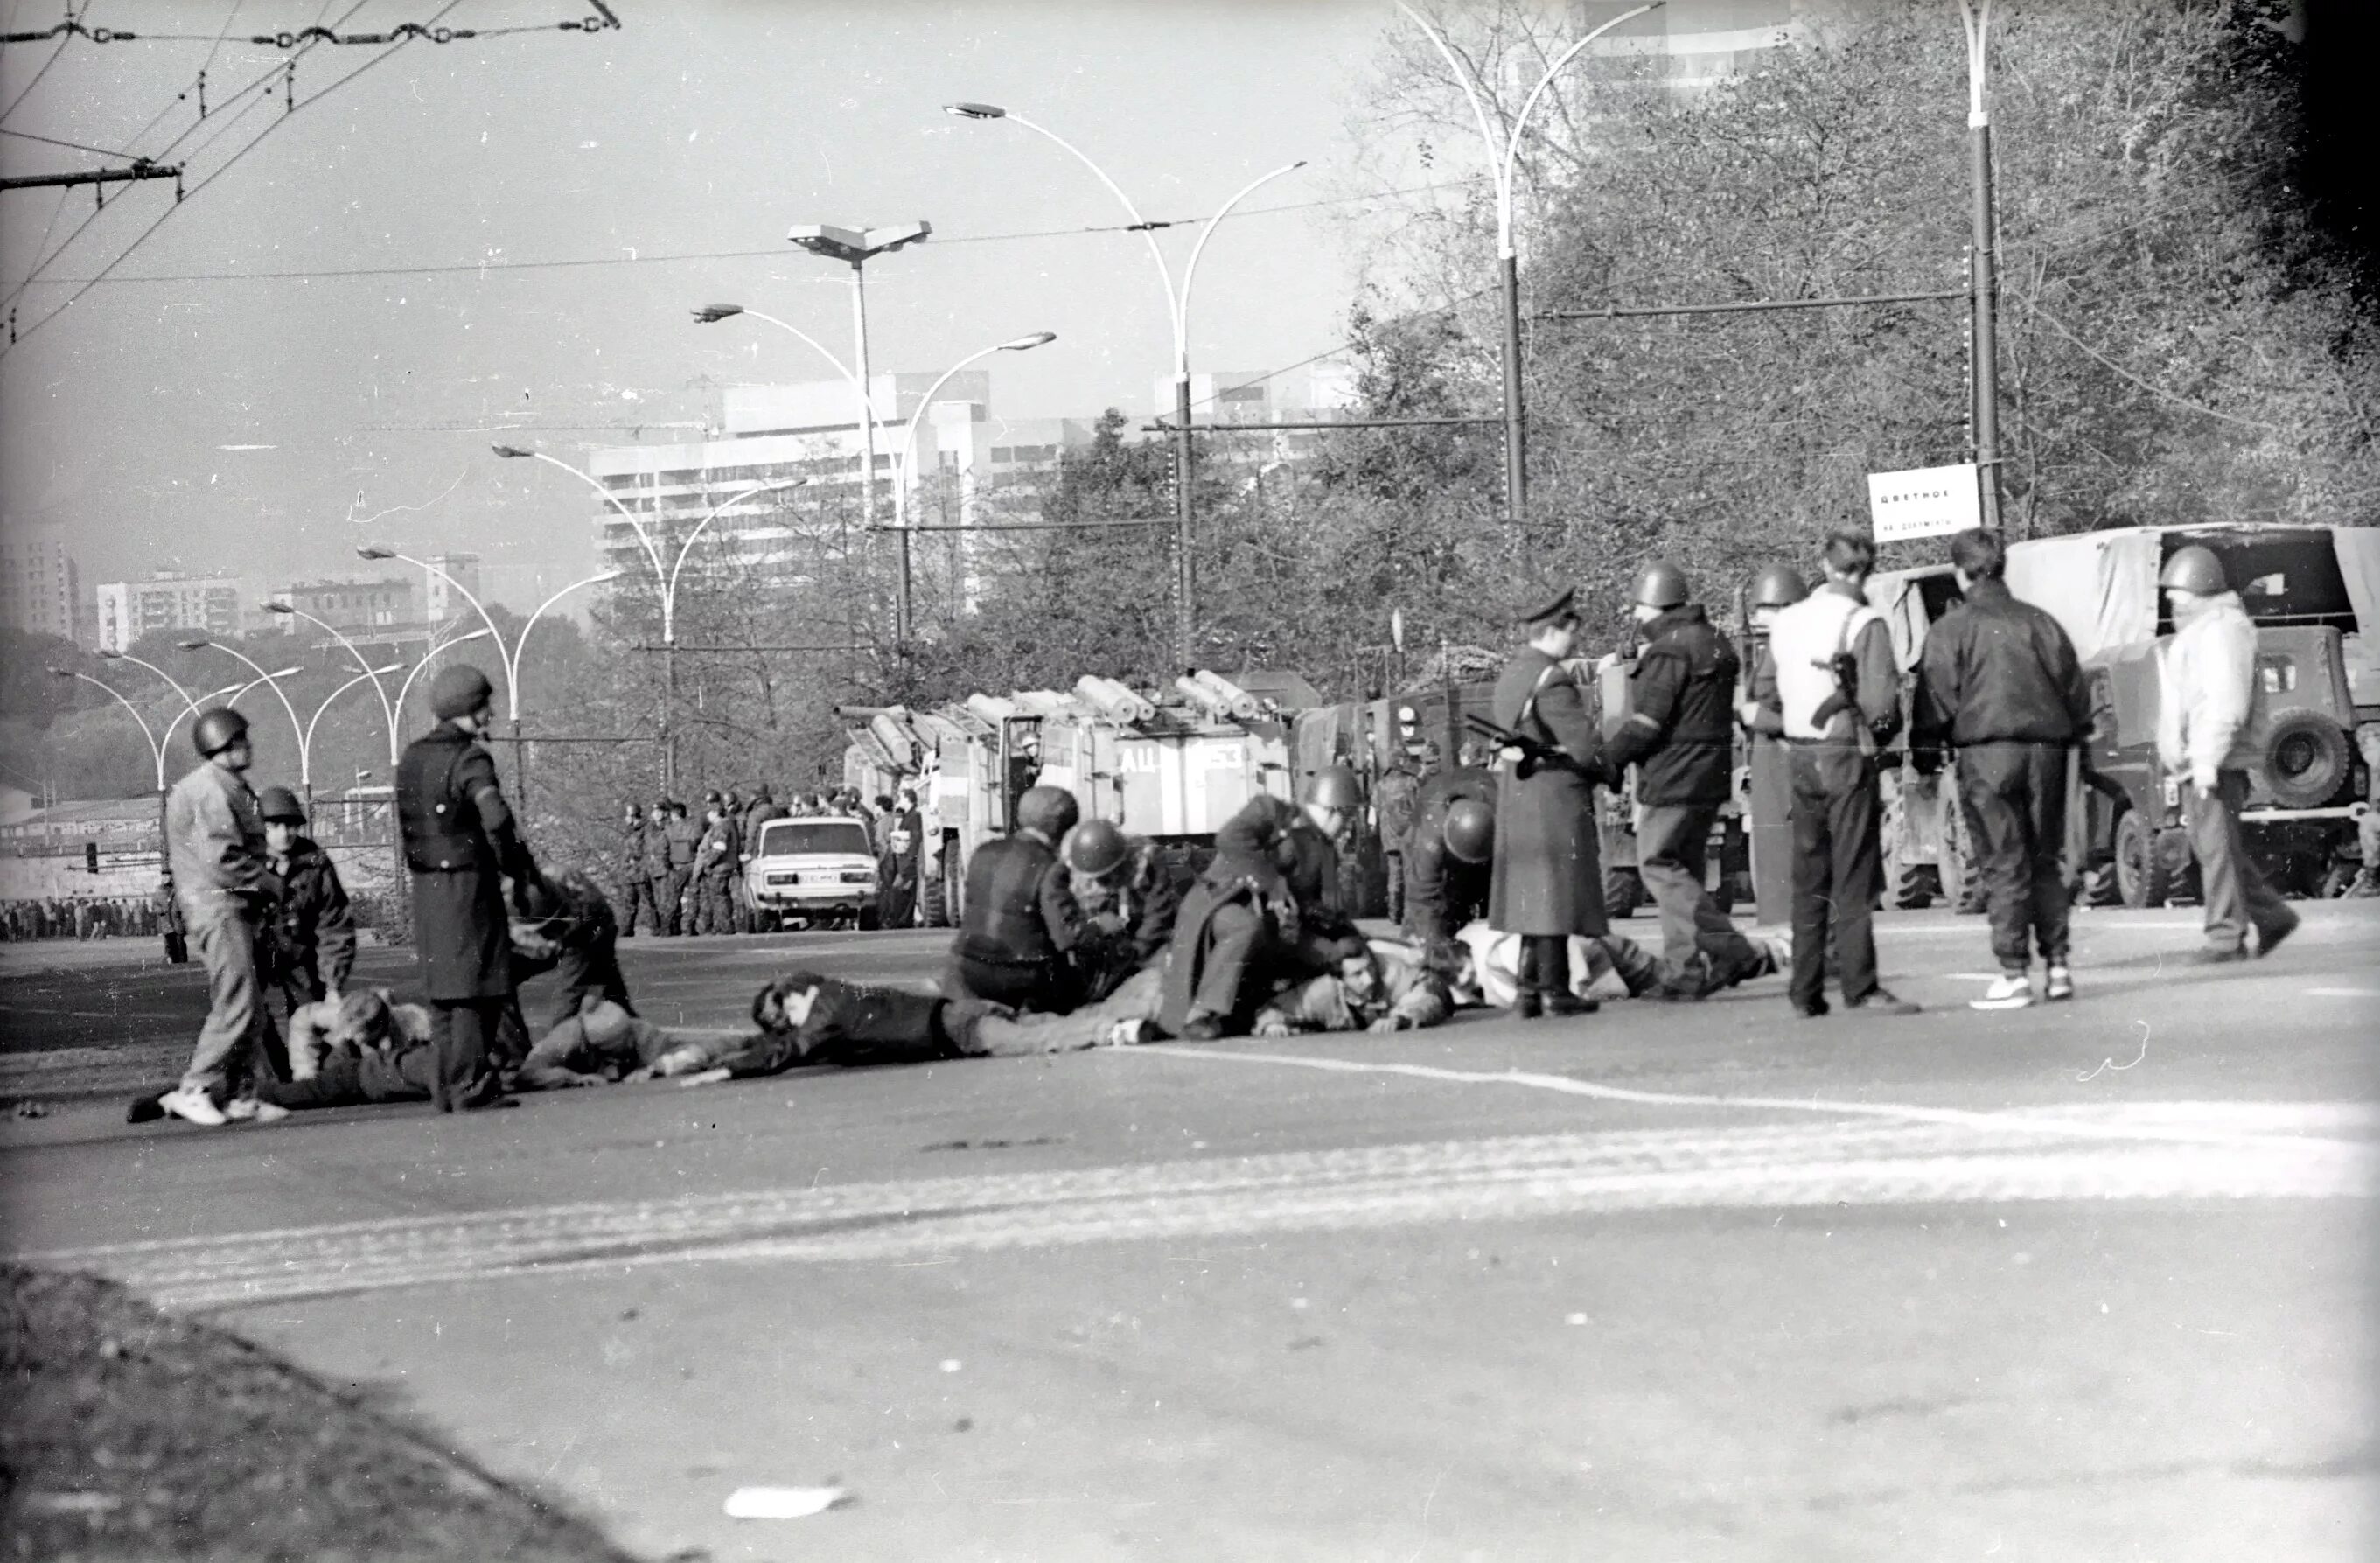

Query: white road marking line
(1131, 1047), (2362, 1154)
(16, 1113), (2369, 1311)
(2306, 987), (2380, 998)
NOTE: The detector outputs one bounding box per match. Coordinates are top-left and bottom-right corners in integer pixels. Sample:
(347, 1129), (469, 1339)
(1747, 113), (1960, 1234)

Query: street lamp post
(268, 601), (401, 755)
(180, 639), (308, 806)
(94, 648), (206, 963)
(946, 100), (1302, 667)
(488, 447), (792, 793)
(1958, 0), (2004, 534)
(894, 331), (1058, 617)
(1392, 0), (1660, 567)
(299, 663), (403, 813)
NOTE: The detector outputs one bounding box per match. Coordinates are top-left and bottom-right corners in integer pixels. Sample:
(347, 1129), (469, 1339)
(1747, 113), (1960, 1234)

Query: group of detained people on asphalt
(132, 524), (2304, 1128)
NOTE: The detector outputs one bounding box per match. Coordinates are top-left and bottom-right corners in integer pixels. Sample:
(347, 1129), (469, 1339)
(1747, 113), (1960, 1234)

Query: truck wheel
(1603, 867), (1642, 918)
(2114, 811), (2170, 908)
(2255, 711), (2352, 811)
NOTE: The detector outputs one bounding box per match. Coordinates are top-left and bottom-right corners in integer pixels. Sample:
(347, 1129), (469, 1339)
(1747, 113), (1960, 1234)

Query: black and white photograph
(2, 1), (2375, 1558)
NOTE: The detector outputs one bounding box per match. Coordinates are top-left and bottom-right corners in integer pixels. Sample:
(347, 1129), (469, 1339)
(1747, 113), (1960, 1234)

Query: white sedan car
(743, 815), (880, 930)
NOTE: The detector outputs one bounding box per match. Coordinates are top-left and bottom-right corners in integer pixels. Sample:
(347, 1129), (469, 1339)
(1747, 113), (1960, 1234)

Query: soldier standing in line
(660, 799), (701, 935)
(693, 799), (739, 935)
(1486, 589), (1611, 1019)
(395, 664), (538, 1109)
(1756, 531), (1922, 1018)
(155, 708), (289, 1127)
(1373, 738), (1423, 926)
(638, 800), (671, 934)
(1602, 563), (1767, 1000)
(617, 799), (657, 937)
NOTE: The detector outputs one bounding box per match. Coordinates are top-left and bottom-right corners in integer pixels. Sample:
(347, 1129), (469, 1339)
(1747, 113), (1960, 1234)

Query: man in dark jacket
(652, 969), (1101, 1079)
(257, 787), (357, 1031)
(1917, 527), (2093, 1010)
(660, 800), (701, 935)
(1157, 770), (1360, 1040)
(948, 786), (1089, 1010)
(693, 799), (739, 935)
(395, 663), (536, 1109)
(1487, 588), (1612, 1018)
(1401, 763), (1496, 944)
(1602, 564), (1763, 999)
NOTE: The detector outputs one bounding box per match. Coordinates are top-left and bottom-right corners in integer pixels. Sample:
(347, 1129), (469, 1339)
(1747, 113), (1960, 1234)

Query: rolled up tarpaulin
(1193, 670), (1261, 722)
(966, 694), (1016, 727)
(1174, 676), (1233, 722)
(1079, 674), (1156, 725)
(869, 714), (917, 767)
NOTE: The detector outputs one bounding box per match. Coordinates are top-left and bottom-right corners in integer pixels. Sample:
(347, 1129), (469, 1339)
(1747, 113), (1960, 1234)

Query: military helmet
(1749, 563), (1810, 610)
(1305, 764), (1364, 812)
(429, 663), (495, 721)
(1016, 785), (1080, 840)
(1060, 819), (1131, 878)
(2159, 545), (2228, 596)
(1441, 798), (1494, 864)
(256, 785), (305, 824)
(192, 706), (249, 758)
(1632, 562), (1691, 610)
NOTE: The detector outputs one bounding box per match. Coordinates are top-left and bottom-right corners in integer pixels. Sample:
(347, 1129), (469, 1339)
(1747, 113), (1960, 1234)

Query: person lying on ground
(126, 987), (506, 1118)
(650, 968), (1155, 1085)
(513, 995), (732, 1089)
(1251, 936), (1455, 1036)
(1448, 921), (1789, 1009)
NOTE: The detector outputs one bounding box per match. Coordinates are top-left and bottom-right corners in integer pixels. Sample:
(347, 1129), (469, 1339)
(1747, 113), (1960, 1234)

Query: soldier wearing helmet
(1154, 767), (1361, 1040)
(156, 704), (289, 1127)
(394, 662), (539, 1109)
(2156, 543), (2299, 961)
(1373, 733), (1427, 925)
(1487, 587), (1614, 1018)
(1400, 754), (1497, 945)
(257, 786), (356, 1035)
(947, 785), (1094, 1012)
(1602, 562), (1765, 1000)
(1058, 817), (1184, 1001)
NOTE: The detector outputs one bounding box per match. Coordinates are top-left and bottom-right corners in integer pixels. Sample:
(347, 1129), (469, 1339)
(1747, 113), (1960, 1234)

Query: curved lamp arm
(664, 483), (801, 637)
(59, 670), (164, 789)
(1002, 113), (1178, 348)
(390, 627), (496, 766)
(506, 567), (624, 721)
(1177, 161), (1306, 374)
(97, 649), (201, 715)
(271, 602), (394, 731)
(185, 641), (306, 781)
(304, 664), (402, 778)
(489, 450), (666, 587)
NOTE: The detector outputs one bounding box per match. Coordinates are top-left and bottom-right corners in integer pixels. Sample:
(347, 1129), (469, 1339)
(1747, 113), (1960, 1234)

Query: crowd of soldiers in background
(0, 895), (170, 942)
(610, 781), (926, 937)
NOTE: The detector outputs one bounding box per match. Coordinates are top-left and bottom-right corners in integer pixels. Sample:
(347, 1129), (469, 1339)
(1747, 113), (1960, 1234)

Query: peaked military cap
(1518, 586), (1580, 627)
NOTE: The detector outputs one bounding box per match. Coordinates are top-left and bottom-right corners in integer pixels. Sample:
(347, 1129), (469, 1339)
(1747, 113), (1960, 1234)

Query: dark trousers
(953, 952), (1085, 1015)
(1960, 743), (2073, 971)
(1636, 802), (1759, 982)
(428, 998), (506, 1111)
(1190, 903), (1334, 1025)
(660, 868), (694, 934)
(2185, 771), (2297, 952)
(694, 875), (736, 935)
(1789, 745), (1882, 1008)
(1520, 934), (1571, 1001)
(499, 931), (634, 1060)
(622, 878), (661, 936)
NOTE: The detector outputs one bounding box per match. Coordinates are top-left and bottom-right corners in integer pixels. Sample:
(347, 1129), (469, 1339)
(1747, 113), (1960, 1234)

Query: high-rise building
(586, 373), (1097, 580)
(1150, 363), (1362, 465)
(93, 573), (241, 652)
(1574, 0), (1801, 92)
(0, 524), (82, 642)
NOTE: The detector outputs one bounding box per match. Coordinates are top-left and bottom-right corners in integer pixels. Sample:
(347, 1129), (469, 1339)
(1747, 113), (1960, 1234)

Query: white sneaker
(158, 1085), (228, 1127)
(223, 1097), (290, 1124)
(2044, 965), (2075, 1002)
(1970, 973), (2035, 1011)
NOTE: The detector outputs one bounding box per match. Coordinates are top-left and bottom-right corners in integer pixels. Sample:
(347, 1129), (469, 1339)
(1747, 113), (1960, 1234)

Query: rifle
(1463, 715), (1605, 785)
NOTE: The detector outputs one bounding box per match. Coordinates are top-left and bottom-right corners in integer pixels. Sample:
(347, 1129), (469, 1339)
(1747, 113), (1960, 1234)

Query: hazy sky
(0, 0), (1413, 609)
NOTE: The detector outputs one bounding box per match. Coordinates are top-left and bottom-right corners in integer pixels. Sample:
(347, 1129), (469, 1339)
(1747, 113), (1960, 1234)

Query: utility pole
(0, 161), (181, 196)
(1961, 0), (2005, 534)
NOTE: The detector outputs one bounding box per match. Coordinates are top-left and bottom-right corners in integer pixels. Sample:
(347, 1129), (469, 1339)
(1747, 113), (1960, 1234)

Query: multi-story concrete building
(93, 572), (241, 652)
(1149, 363), (1363, 468)
(586, 374), (1098, 582)
(0, 524), (82, 642)
(269, 553), (485, 652)
(1575, 0), (1801, 92)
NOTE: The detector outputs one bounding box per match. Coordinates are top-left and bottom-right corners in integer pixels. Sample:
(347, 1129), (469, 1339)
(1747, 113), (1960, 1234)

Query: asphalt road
(4, 904), (2377, 1561)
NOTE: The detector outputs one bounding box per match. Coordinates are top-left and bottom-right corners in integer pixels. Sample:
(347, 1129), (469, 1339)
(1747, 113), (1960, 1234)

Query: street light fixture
(944, 98), (1303, 665)
(179, 638), (308, 796)
(389, 626), (497, 764)
(267, 597), (402, 747)
(894, 331), (1058, 619)
(1392, 0), (1661, 569)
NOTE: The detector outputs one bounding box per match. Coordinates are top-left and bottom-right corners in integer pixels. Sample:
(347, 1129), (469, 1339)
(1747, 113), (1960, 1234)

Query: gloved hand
(2191, 763), (2221, 795)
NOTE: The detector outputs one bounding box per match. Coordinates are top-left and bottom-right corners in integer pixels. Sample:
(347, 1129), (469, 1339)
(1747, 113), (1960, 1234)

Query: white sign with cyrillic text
(1867, 463), (1981, 541)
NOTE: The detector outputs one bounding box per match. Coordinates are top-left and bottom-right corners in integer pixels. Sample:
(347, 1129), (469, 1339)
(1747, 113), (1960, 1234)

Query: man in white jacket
(2155, 545), (2299, 961)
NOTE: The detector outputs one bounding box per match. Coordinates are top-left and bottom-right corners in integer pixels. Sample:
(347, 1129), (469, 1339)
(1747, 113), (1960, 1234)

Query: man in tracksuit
(1602, 562), (1764, 999)
(2156, 544), (2300, 961)
(1756, 531), (1921, 1018)
(1916, 528), (2093, 1009)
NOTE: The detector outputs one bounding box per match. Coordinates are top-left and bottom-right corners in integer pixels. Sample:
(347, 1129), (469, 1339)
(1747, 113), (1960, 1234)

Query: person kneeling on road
(1058, 818), (1183, 1001)
(1157, 769), (1362, 1042)
(1252, 936), (1453, 1036)
(496, 867), (635, 1064)
(947, 785), (1093, 1013)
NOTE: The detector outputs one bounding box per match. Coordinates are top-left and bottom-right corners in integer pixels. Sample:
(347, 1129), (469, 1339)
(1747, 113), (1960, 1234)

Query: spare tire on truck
(2253, 710), (2352, 811)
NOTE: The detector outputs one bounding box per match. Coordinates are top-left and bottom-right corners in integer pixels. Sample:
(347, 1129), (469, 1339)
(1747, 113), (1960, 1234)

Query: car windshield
(757, 820), (871, 857)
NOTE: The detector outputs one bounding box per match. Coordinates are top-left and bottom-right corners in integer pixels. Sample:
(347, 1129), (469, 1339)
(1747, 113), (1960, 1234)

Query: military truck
(1867, 523), (2378, 907)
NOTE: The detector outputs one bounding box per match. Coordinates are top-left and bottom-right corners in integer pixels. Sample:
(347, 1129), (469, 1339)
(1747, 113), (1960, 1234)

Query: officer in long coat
(1486, 588), (1612, 1017)
(396, 663), (539, 1108)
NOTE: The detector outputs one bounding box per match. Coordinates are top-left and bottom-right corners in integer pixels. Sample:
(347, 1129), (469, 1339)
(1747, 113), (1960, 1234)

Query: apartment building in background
(93, 572), (241, 652)
(0, 524), (82, 642)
